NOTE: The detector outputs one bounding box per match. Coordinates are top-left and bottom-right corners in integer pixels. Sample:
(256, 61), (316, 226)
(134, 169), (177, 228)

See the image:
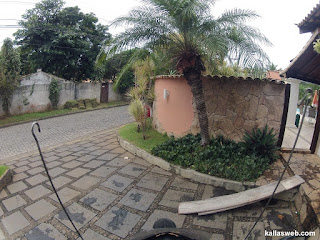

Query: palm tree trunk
(184, 71), (210, 145)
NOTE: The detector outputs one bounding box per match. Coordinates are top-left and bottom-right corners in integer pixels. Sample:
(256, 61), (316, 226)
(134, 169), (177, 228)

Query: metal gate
(100, 82), (109, 103)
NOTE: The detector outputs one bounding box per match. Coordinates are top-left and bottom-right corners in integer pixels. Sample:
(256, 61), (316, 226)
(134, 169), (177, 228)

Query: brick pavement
(0, 105), (132, 162)
(0, 130), (302, 240)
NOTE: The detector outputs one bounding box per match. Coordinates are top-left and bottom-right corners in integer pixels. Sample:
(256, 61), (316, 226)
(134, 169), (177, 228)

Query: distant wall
(0, 81), (122, 117)
(108, 83), (123, 102)
(153, 75), (288, 142)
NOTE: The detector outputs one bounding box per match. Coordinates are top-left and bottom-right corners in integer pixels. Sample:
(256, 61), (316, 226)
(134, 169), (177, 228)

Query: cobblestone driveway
(0, 106), (132, 162)
(0, 130), (301, 240)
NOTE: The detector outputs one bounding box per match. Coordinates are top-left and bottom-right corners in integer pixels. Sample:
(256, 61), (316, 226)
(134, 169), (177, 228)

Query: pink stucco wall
(153, 76), (194, 136)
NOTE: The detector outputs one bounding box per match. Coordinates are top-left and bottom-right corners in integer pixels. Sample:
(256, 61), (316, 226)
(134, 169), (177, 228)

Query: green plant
(129, 99), (146, 135)
(90, 98), (99, 108)
(314, 39), (320, 54)
(241, 125), (279, 163)
(49, 79), (61, 109)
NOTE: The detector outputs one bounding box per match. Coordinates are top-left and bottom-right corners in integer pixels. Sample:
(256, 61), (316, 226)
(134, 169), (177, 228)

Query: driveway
(0, 129), (301, 240)
(0, 105), (132, 162)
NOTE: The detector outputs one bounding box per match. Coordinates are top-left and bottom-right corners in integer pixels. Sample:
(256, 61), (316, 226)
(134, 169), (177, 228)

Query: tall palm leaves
(102, 0), (271, 145)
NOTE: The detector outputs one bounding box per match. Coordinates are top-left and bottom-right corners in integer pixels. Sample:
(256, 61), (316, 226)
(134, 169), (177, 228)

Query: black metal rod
(31, 122), (84, 240)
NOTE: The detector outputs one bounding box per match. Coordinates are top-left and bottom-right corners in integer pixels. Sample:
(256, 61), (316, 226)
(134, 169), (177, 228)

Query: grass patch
(0, 165), (8, 177)
(0, 101), (127, 127)
(119, 121), (169, 153)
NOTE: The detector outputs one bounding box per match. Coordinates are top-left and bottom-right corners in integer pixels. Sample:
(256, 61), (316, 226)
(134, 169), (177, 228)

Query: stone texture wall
(153, 75), (287, 142)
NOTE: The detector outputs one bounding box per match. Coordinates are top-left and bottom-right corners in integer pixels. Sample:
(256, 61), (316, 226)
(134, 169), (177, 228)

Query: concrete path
(0, 105), (132, 162)
(0, 130), (301, 240)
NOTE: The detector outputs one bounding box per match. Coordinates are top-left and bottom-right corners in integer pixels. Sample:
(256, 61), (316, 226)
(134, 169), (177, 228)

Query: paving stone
(109, 147), (126, 154)
(62, 160), (83, 169)
(0, 206), (3, 216)
(12, 172), (28, 182)
(159, 189), (195, 209)
(171, 177), (198, 190)
(25, 223), (67, 240)
(2, 211), (30, 235)
(7, 181), (28, 194)
(87, 149), (108, 156)
(193, 213), (227, 230)
(0, 190), (8, 199)
(47, 167), (67, 178)
(55, 203), (96, 231)
(210, 234), (225, 240)
(142, 210), (186, 230)
(101, 174), (134, 192)
(25, 173), (47, 186)
(66, 167), (91, 178)
(95, 206), (141, 238)
(3, 195), (27, 211)
(266, 209), (296, 231)
(14, 166), (30, 174)
(46, 160), (62, 168)
(97, 153), (118, 161)
(25, 199), (56, 220)
(80, 188), (117, 211)
(233, 222), (265, 240)
(106, 157), (132, 167)
(27, 166), (44, 175)
(46, 176), (73, 189)
(231, 204), (262, 218)
(137, 173), (169, 191)
(119, 163), (147, 177)
(59, 155), (77, 162)
(90, 166), (117, 178)
(83, 160), (105, 169)
(77, 228), (110, 240)
(0, 228), (4, 240)
(151, 166), (172, 176)
(15, 160), (30, 167)
(28, 161), (43, 168)
(120, 188), (157, 212)
(44, 155), (60, 162)
(50, 187), (80, 204)
(56, 151), (73, 157)
(25, 185), (52, 201)
(71, 175), (100, 190)
(202, 185), (236, 200)
(77, 155), (96, 162)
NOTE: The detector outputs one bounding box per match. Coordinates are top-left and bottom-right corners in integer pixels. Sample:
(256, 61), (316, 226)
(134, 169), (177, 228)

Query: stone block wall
(153, 75), (288, 142)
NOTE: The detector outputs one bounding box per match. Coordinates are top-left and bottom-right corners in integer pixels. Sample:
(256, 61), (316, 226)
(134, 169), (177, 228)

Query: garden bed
(0, 166), (12, 192)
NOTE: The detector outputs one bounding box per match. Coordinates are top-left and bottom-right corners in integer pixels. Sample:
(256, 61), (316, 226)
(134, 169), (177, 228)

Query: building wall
(153, 75), (287, 142)
(108, 83), (123, 102)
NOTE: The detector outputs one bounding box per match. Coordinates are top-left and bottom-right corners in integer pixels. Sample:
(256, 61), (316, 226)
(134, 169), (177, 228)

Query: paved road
(0, 130), (299, 240)
(0, 106), (132, 162)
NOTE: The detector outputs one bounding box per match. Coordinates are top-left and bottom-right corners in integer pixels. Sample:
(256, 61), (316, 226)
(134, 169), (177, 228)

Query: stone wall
(153, 75), (288, 142)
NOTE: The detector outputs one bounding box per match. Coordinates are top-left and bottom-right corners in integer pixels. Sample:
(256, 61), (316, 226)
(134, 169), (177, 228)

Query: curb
(118, 135), (256, 192)
(0, 169), (12, 192)
(0, 103), (129, 129)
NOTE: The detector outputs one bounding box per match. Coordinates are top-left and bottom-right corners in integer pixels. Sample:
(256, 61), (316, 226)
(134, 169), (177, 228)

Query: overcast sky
(0, 0), (319, 70)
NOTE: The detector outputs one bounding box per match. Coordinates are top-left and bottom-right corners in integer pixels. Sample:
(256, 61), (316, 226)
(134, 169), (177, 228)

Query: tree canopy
(102, 0), (271, 145)
(0, 38), (21, 115)
(15, 0), (111, 81)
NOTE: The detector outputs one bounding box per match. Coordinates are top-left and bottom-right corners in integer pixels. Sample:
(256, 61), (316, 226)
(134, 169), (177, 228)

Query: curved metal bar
(31, 122), (84, 240)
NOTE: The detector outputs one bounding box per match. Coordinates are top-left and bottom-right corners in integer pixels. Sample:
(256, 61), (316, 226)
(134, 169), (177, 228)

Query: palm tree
(102, 0), (271, 145)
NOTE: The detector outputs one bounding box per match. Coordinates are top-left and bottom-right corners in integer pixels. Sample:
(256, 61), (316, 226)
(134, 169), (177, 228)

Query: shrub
(64, 100), (79, 109)
(151, 132), (274, 182)
(49, 79), (60, 109)
(241, 125), (279, 163)
(90, 98), (99, 108)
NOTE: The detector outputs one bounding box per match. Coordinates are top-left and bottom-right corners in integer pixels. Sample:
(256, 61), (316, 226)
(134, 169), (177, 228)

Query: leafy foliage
(152, 125), (278, 182)
(241, 125), (279, 163)
(0, 38), (21, 115)
(15, 0), (110, 81)
(48, 79), (60, 109)
(314, 39), (320, 54)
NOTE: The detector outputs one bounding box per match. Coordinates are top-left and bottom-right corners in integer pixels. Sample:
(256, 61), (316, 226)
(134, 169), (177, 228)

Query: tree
(0, 38), (21, 116)
(15, 0), (110, 81)
(103, 0), (270, 145)
(314, 39), (320, 54)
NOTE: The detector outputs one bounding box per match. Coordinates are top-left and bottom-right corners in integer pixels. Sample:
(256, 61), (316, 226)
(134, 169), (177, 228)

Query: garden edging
(0, 169), (12, 192)
(118, 135), (256, 192)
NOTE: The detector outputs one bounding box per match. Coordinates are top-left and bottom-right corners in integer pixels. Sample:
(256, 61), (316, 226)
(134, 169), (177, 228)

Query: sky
(0, 0), (319, 70)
